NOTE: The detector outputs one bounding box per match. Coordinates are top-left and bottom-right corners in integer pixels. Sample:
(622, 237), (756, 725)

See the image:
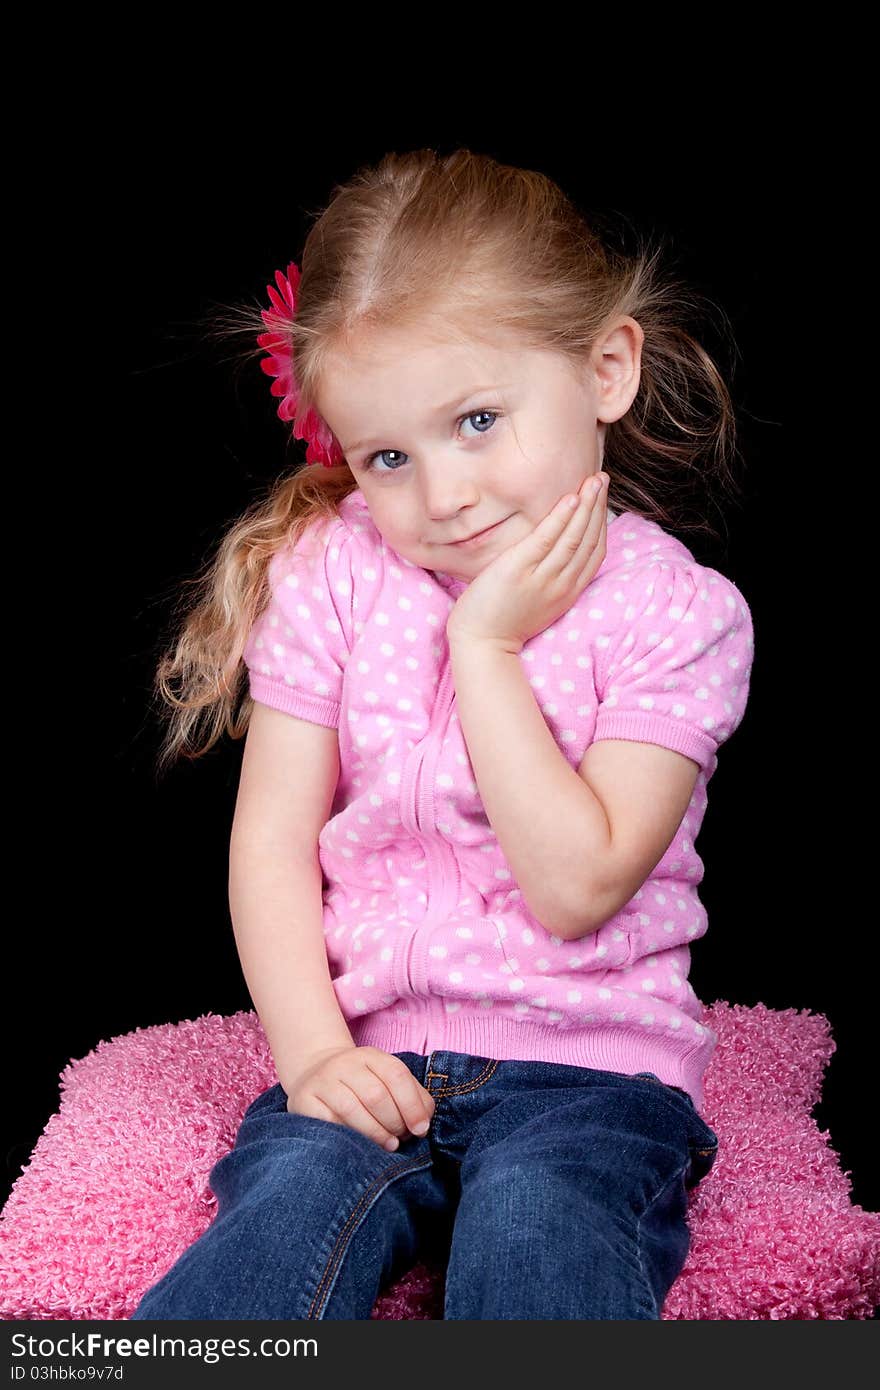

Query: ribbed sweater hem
(348, 1007), (715, 1114)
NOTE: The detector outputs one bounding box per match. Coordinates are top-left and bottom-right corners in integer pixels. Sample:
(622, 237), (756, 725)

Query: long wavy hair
(153, 146), (745, 778)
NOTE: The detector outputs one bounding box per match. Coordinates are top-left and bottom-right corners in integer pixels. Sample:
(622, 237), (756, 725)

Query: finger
(574, 473), (607, 521)
(347, 1067), (414, 1144)
(324, 1076), (407, 1150)
(560, 476), (607, 564)
(537, 490), (587, 547)
(574, 497), (608, 585)
(291, 1093), (337, 1123)
(538, 479), (600, 574)
(366, 1057), (436, 1136)
(562, 475), (605, 534)
(531, 490), (588, 570)
(297, 1085), (402, 1152)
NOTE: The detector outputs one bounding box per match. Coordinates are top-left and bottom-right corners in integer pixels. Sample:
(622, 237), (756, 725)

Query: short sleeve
(242, 515), (358, 728)
(592, 559), (755, 777)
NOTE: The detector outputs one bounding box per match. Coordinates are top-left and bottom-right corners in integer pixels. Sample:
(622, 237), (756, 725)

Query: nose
(421, 462), (481, 521)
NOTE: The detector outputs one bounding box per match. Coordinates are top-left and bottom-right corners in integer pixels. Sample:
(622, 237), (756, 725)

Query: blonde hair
(153, 146), (745, 778)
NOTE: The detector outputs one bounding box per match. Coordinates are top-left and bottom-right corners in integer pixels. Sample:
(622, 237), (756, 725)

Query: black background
(7, 92), (873, 1226)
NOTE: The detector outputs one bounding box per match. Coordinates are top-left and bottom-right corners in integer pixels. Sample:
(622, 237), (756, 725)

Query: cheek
(377, 508), (411, 539)
(369, 504), (418, 551)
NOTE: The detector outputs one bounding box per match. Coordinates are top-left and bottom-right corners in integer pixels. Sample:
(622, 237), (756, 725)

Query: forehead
(316, 322), (577, 418)
(324, 322), (508, 381)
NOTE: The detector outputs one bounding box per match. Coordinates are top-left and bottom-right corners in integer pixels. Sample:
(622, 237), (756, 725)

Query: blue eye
(361, 408), (501, 474)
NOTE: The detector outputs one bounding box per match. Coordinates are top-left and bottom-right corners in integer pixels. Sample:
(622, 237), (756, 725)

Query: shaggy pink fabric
(1, 1002), (877, 1321)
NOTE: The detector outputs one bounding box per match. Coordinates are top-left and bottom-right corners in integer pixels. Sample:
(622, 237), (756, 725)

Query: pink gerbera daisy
(257, 262), (344, 468)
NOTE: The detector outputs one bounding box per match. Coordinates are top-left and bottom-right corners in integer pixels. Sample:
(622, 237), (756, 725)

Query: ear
(590, 316), (644, 424)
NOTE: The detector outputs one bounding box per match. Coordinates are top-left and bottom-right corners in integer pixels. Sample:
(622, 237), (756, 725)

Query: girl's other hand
(446, 472), (609, 653)
(284, 1045), (436, 1151)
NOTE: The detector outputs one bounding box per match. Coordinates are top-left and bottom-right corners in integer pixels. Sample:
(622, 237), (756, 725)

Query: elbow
(524, 872), (616, 942)
(557, 915), (603, 943)
(540, 888), (605, 942)
(557, 876), (644, 941)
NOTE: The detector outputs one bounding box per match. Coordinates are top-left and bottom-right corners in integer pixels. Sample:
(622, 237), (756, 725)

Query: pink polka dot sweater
(243, 489), (755, 1109)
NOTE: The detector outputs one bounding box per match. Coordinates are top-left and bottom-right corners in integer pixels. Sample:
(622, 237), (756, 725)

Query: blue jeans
(130, 1051), (718, 1321)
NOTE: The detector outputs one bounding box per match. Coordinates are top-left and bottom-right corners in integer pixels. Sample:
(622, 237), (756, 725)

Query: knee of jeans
(463, 1144), (578, 1197)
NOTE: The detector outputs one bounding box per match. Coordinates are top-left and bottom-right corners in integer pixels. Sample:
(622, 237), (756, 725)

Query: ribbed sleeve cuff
(592, 709), (715, 772)
(249, 675), (340, 729)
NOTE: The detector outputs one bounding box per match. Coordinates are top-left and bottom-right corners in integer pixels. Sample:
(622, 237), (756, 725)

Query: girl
(131, 148), (754, 1321)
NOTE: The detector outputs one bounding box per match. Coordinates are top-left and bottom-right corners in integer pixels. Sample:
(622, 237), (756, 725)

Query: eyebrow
(343, 385), (511, 455)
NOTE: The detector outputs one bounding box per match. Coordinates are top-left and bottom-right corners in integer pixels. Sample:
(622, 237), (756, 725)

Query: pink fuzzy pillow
(1, 1003), (877, 1320)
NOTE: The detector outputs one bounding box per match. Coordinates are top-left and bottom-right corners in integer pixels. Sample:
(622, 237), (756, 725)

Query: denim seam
(634, 1156), (692, 1319)
(430, 1059), (500, 1097)
(307, 1153), (433, 1318)
(635, 1076), (718, 1155)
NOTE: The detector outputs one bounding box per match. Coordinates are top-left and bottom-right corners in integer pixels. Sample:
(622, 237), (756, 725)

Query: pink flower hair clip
(257, 261), (345, 468)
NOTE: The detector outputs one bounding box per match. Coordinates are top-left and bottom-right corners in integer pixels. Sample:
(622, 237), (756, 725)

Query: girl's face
(314, 319), (641, 582)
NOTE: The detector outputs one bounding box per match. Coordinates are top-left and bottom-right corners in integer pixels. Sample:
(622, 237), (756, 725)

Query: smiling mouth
(450, 517), (510, 545)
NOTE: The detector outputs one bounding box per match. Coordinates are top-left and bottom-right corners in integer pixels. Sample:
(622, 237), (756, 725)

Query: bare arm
(227, 703), (436, 1148)
(449, 637), (699, 941)
(228, 703), (353, 1092)
(228, 838), (354, 1093)
(448, 635), (612, 940)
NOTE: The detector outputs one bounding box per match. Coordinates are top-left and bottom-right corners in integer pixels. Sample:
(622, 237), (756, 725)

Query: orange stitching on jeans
(307, 1153), (431, 1318)
(431, 1059), (499, 1097)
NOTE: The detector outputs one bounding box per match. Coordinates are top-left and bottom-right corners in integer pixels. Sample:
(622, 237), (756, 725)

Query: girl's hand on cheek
(446, 473), (609, 653)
